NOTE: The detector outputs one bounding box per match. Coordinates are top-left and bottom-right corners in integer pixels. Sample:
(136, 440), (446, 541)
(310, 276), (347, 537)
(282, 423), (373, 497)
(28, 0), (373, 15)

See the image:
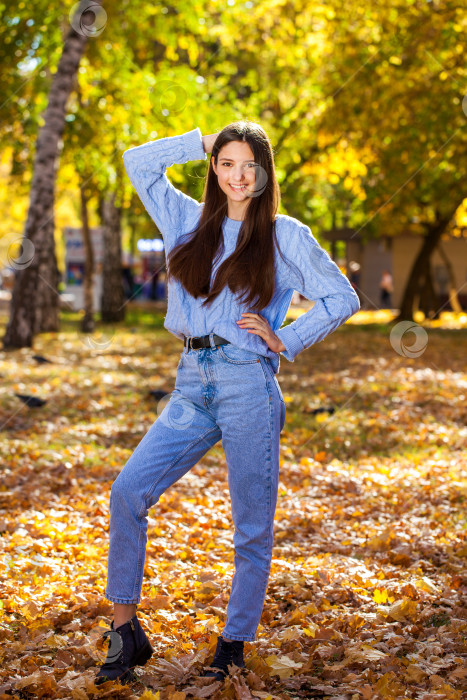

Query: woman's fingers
(236, 313), (274, 344)
(235, 313), (284, 353)
(237, 313), (263, 326)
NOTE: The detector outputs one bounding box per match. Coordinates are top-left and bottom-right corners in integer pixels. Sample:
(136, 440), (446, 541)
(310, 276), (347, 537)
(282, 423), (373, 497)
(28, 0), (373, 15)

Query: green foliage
(1, 1), (465, 251)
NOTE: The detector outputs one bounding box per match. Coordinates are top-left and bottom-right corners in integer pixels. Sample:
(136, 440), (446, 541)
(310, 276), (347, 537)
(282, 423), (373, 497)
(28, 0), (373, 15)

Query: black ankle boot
(202, 635), (245, 681)
(95, 614), (153, 685)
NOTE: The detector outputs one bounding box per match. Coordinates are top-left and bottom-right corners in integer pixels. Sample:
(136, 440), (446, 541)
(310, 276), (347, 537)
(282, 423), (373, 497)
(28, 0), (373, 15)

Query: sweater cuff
(182, 127), (207, 163)
(275, 324), (305, 362)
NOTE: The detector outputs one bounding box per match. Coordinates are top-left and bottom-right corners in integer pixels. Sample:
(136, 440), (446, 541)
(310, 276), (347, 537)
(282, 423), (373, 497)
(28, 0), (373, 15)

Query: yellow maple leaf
(265, 654), (303, 679)
(414, 576), (441, 594)
(385, 598), (418, 621)
(139, 692), (161, 700)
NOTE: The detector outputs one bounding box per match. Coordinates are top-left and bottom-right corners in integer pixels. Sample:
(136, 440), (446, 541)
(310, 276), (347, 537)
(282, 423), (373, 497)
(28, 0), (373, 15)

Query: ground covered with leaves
(0, 311), (466, 699)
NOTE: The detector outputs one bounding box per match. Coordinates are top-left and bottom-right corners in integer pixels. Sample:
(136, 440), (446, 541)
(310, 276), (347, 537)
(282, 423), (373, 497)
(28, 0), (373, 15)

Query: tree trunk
(100, 192), (125, 323)
(80, 184), (95, 333)
(419, 258), (439, 319)
(2, 3), (101, 349)
(436, 241), (462, 313)
(34, 230), (61, 334)
(395, 208), (460, 322)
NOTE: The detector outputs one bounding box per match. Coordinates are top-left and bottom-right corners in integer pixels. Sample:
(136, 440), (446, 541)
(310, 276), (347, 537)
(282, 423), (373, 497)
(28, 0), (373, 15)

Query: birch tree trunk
(33, 229), (61, 335)
(2, 1), (103, 349)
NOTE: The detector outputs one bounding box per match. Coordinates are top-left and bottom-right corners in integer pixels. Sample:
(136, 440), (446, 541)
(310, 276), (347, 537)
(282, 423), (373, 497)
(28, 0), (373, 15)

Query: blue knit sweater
(122, 127), (360, 374)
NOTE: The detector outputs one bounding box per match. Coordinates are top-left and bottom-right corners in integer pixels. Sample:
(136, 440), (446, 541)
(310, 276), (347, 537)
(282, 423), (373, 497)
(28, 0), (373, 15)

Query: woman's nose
(232, 166), (245, 180)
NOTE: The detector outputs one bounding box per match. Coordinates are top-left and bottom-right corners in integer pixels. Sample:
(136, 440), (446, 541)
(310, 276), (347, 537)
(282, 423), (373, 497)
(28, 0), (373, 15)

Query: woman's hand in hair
(202, 132), (220, 153)
(236, 313), (286, 353)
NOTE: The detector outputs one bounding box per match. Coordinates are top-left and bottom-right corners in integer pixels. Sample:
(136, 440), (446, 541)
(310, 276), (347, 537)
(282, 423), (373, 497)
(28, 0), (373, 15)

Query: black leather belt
(183, 334), (230, 351)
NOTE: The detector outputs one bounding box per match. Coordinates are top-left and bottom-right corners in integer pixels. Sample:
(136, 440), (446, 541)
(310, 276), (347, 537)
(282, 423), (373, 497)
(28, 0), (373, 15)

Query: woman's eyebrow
(219, 157), (256, 163)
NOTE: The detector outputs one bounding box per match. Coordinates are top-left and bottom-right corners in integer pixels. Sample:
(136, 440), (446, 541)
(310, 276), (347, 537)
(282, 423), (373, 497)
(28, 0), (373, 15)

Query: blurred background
(0, 0), (466, 345)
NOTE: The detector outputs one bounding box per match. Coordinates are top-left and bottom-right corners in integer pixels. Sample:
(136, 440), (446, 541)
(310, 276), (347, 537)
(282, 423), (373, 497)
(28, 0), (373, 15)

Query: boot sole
(201, 662), (246, 682)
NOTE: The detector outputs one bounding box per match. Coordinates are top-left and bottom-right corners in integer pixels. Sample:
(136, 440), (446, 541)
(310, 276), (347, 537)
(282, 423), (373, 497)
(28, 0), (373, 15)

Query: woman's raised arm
(201, 132), (220, 154)
(122, 128), (207, 252)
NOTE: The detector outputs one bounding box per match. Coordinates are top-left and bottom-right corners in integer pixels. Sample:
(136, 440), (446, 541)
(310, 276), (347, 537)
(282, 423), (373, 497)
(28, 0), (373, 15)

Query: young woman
(95, 122), (360, 685)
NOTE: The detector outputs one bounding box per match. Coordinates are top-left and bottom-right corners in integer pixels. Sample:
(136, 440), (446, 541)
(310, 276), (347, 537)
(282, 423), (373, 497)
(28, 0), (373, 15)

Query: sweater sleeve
(275, 223), (360, 362)
(122, 127), (207, 251)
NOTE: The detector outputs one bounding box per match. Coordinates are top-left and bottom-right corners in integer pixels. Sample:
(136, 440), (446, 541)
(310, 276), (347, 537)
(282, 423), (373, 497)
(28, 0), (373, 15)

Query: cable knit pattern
(122, 127), (360, 375)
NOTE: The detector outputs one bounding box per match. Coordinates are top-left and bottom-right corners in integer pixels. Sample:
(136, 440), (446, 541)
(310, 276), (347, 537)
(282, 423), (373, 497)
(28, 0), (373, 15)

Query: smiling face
(211, 140), (257, 219)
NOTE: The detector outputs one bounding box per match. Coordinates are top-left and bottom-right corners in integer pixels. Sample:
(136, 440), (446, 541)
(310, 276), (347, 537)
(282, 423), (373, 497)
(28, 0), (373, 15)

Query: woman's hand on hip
(236, 313), (286, 353)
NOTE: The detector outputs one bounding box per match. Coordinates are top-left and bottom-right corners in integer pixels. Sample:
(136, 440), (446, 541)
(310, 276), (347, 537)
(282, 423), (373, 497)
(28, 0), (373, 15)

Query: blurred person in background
(380, 269), (393, 309)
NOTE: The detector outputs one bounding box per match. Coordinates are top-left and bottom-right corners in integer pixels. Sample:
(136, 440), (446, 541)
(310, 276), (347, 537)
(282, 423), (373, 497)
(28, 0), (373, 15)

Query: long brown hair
(166, 120), (303, 311)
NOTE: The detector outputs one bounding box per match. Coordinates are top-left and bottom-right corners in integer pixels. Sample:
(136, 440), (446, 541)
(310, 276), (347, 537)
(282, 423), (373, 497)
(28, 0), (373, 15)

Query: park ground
(0, 308), (466, 699)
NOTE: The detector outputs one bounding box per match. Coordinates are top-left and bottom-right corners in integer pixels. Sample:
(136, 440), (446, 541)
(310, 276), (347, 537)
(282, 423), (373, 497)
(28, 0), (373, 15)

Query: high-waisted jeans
(104, 334), (286, 641)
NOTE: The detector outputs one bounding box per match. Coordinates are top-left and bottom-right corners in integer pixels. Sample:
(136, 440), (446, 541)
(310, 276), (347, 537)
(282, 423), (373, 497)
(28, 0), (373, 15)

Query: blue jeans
(104, 334), (286, 641)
